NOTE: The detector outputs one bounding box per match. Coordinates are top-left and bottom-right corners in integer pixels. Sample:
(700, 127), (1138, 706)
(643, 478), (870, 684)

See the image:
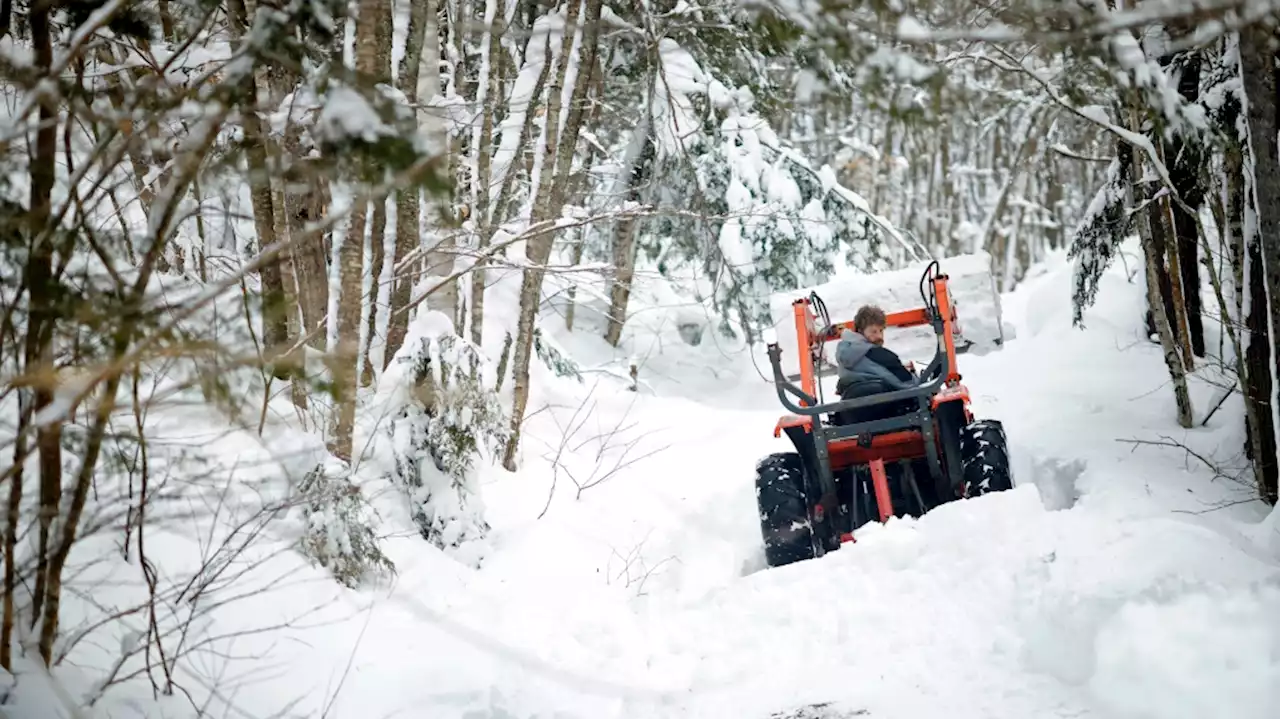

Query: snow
(896, 15), (929, 41)
(652, 38), (712, 159)
(315, 85), (391, 144)
(862, 46), (936, 84)
(16, 245), (1280, 719)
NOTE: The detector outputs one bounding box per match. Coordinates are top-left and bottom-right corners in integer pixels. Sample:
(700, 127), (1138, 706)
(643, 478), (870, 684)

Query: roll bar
(766, 339), (949, 417)
(765, 262), (961, 418)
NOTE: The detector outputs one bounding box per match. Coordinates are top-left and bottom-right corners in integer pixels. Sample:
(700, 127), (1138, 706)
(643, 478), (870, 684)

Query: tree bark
(228, 0), (289, 369)
(1168, 126), (1206, 360)
(1139, 207), (1195, 428)
(565, 54), (607, 331)
(467, 0), (507, 347)
(502, 0), (602, 470)
(1176, 28), (1208, 358)
(1156, 178), (1196, 369)
(473, 30), (553, 349)
(1244, 228), (1277, 503)
(1224, 148), (1245, 322)
(24, 0), (63, 649)
(420, 0), (457, 320)
(329, 0), (383, 461)
(1239, 20), (1280, 504)
(603, 125), (653, 347)
(384, 0), (432, 365)
(1129, 105), (1194, 429)
(361, 0), (393, 385)
(285, 153), (331, 349)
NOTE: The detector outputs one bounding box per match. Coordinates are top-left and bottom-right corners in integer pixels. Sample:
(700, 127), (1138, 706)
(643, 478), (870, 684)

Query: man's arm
(866, 346), (916, 383)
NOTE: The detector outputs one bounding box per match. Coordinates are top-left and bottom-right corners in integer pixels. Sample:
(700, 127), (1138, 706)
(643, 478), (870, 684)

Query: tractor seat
(831, 378), (918, 426)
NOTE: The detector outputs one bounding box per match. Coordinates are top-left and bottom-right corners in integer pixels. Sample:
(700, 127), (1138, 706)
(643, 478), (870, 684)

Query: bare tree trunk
(502, 0), (602, 470)
(23, 1), (63, 648)
(420, 0), (457, 320)
(1, 382), (20, 670)
(1239, 21), (1280, 504)
(1157, 185), (1197, 369)
(603, 126), (652, 347)
(228, 0), (289, 370)
(1224, 150), (1245, 322)
(1232, 129), (1276, 497)
(467, 0), (507, 347)
(329, 0), (383, 461)
(362, 198), (388, 385)
(565, 56), (606, 332)
(1129, 106), (1194, 429)
(3, 193), (28, 668)
(1244, 231), (1278, 504)
(384, 0), (432, 365)
(1170, 157), (1206, 359)
(284, 123), (331, 350)
(1044, 153), (1063, 250)
(473, 32), (553, 348)
(361, 0), (394, 385)
(1156, 26), (1207, 359)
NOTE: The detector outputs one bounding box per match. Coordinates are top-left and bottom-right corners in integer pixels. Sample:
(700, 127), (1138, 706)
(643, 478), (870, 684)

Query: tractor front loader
(755, 261), (1014, 568)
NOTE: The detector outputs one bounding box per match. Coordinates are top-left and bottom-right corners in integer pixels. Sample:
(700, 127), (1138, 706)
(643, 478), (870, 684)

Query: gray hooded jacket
(835, 330), (916, 390)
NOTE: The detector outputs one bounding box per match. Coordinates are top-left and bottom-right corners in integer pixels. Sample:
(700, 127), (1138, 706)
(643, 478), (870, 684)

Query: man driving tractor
(756, 262), (1014, 568)
(834, 305), (918, 398)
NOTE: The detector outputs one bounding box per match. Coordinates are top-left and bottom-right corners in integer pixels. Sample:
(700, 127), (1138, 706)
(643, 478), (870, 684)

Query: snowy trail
(44, 252), (1278, 719)
(208, 250), (1275, 719)
(406, 251), (1280, 719)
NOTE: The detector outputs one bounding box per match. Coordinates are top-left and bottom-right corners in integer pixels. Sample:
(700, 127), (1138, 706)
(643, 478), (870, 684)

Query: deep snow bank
(467, 243), (1280, 719)
(21, 245), (1280, 719)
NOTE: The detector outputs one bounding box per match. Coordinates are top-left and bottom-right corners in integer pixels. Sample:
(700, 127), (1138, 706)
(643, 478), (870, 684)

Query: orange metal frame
(773, 273), (969, 535)
(776, 273), (962, 425)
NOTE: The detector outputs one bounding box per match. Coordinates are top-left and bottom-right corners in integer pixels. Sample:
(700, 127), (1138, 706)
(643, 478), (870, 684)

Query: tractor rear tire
(755, 452), (816, 568)
(959, 419), (1014, 497)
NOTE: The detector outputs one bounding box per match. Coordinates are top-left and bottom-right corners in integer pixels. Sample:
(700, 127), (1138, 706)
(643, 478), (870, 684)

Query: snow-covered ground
(21, 245), (1280, 719)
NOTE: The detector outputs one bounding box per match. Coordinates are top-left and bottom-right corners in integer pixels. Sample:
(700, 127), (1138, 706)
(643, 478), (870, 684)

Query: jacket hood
(836, 329), (874, 371)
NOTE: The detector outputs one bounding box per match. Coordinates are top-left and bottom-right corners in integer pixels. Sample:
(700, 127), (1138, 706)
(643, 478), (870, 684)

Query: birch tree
(502, 0), (603, 470)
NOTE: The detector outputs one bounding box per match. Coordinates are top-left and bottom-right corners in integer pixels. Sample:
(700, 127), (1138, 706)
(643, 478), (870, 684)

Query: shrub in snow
(1068, 153), (1134, 325)
(534, 328), (583, 381)
(295, 460), (395, 589)
(375, 312), (508, 557)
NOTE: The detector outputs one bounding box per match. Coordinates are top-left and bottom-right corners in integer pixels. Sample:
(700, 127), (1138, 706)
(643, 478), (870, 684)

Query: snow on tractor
(756, 260), (1014, 568)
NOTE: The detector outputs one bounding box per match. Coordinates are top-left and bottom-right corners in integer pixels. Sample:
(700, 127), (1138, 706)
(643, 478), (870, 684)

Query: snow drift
(16, 246), (1280, 719)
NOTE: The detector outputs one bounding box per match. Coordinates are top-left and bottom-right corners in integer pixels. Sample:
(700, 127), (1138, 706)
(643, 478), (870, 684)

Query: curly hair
(853, 305), (887, 333)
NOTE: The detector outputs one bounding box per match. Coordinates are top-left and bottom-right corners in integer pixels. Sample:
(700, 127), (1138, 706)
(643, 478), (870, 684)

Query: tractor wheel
(962, 417), (1008, 496)
(959, 419), (1014, 497)
(755, 452), (816, 568)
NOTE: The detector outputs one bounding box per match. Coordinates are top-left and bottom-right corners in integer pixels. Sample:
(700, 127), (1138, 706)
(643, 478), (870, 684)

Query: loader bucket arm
(765, 342), (950, 418)
(774, 263), (964, 417)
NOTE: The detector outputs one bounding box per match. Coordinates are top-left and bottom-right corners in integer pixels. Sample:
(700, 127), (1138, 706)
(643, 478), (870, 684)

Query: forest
(0, 0), (1277, 717)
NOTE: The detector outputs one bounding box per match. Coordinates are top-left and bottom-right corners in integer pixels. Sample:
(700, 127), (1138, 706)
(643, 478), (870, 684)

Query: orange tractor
(757, 261), (1014, 567)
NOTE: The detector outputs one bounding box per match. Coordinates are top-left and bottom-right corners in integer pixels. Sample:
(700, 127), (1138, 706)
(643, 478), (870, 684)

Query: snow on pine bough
(754, 257), (1014, 569)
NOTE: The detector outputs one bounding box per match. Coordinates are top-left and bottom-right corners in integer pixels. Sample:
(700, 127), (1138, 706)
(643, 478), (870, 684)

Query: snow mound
(32, 243), (1280, 719)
